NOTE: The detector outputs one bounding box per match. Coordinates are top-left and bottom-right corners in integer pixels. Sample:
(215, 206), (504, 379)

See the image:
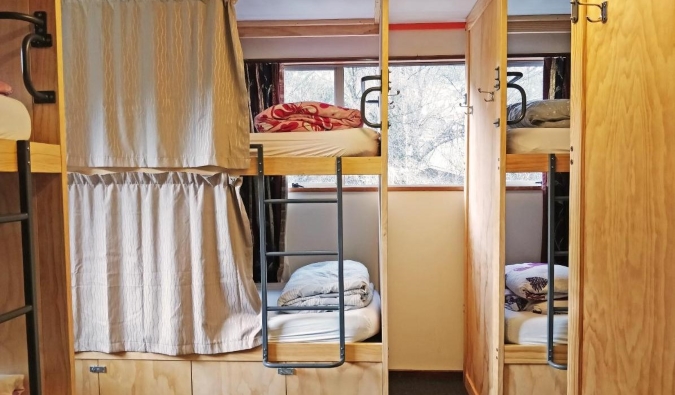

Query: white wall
(284, 189), (543, 371)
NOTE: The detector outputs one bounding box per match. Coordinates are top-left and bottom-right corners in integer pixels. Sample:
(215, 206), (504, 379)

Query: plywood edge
(504, 345), (568, 365)
(506, 154), (570, 173)
(508, 15), (571, 34)
(0, 140), (62, 173)
(466, 0), (494, 30)
(239, 19), (379, 38)
(230, 156), (382, 176)
(75, 343), (383, 363)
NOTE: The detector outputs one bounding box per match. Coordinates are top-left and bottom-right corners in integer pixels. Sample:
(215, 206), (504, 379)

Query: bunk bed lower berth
(69, 144), (385, 395)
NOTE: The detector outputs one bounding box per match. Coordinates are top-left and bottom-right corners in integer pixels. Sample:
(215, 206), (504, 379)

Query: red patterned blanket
(254, 102), (363, 132)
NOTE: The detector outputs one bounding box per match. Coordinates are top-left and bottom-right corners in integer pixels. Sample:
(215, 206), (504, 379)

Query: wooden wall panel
(504, 365), (566, 395)
(192, 362), (285, 395)
(99, 360), (191, 395)
(0, 174), (29, 392)
(0, 0), (33, 110)
(286, 363), (383, 395)
(74, 359), (99, 395)
(575, 1), (675, 394)
(464, 0), (507, 394)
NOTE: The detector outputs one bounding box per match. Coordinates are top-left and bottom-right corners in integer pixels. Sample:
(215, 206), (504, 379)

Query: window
(282, 60), (546, 187)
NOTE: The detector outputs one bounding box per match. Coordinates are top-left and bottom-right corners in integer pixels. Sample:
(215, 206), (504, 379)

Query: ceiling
(235, 0), (571, 22)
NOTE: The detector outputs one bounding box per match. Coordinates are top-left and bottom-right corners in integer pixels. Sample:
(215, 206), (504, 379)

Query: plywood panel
(464, 0), (507, 394)
(74, 359), (99, 395)
(576, 1), (675, 394)
(192, 362), (285, 395)
(503, 365), (566, 395)
(286, 363), (382, 395)
(99, 360), (191, 395)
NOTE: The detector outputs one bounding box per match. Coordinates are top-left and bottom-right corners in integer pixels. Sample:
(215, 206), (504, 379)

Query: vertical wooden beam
(567, 4), (586, 395)
(378, 0), (389, 393)
(28, 0), (74, 394)
(464, 0), (507, 394)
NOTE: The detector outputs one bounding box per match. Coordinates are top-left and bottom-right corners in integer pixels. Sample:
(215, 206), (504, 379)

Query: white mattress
(250, 128), (380, 157)
(506, 127), (570, 154)
(0, 95), (31, 141)
(260, 284), (381, 343)
(504, 308), (568, 345)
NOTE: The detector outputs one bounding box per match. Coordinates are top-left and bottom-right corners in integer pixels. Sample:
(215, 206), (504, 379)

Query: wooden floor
(389, 371), (467, 395)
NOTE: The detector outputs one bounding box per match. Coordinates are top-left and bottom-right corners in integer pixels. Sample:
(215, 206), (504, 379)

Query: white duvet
(277, 260), (374, 313)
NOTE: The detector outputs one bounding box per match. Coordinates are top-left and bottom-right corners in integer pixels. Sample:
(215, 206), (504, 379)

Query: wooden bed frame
(72, 1), (391, 394)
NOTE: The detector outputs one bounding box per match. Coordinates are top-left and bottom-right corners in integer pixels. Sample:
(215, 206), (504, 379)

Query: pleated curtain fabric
(68, 172), (262, 355)
(62, 0), (250, 169)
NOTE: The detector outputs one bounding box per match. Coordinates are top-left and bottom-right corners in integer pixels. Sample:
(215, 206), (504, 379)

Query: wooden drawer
(286, 363), (383, 395)
(503, 364), (566, 395)
(192, 361), (285, 395)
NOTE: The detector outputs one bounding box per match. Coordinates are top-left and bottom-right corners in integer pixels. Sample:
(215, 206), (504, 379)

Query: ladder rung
(0, 213), (28, 224)
(265, 199), (338, 204)
(266, 251), (338, 257)
(554, 251), (569, 257)
(553, 307), (569, 313)
(268, 306), (340, 312)
(555, 196), (569, 202)
(0, 305), (33, 324)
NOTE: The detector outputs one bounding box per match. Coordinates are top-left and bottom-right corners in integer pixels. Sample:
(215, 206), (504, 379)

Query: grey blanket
(507, 99), (570, 129)
(277, 260), (374, 313)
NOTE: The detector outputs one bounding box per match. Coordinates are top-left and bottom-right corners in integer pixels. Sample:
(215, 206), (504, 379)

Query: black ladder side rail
(547, 154), (568, 370)
(253, 144), (346, 369)
(0, 141), (42, 394)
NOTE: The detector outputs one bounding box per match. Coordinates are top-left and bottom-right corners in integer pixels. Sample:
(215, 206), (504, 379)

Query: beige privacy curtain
(62, 0), (250, 169)
(68, 173), (261, 355)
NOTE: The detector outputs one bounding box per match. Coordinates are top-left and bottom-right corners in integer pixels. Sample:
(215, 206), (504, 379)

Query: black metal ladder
(251, 144), (346, 369)
(547, 154), (568, 370)
(0, 141), (42, 394)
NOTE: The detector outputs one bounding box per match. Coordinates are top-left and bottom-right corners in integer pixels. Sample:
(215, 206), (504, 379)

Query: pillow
(505, 263), (568, 301)
(507, 99), (570, 129)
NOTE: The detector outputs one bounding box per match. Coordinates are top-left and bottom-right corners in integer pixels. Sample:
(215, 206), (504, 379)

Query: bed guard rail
(0, 11), (55, 103)
(252, 144), (346, 369)
(506, 71), (526, 126)
(547, 154), (568, 371)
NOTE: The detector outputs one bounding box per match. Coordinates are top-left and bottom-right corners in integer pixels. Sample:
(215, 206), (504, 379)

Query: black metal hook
(506, 72), (526, 126)
(0, 11), (55, 104)
(360, 75), (383, 129)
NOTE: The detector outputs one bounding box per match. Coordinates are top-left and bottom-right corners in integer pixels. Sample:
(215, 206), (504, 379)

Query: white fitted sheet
(0, 96), (31, 141)
(504, 309), (568, 345)
(250, 128), (380, 157)
(507, 128), (570, 154)
(260, 284), (381, 343)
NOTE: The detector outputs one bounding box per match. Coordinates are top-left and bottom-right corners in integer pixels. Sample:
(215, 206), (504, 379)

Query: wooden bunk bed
(0, 3), (73, 395)
(72, 1), (391, 394)
(464, 0), (570, 394)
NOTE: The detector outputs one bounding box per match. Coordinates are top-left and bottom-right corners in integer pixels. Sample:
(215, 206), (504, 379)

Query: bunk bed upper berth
(504, 80), (571, 173)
